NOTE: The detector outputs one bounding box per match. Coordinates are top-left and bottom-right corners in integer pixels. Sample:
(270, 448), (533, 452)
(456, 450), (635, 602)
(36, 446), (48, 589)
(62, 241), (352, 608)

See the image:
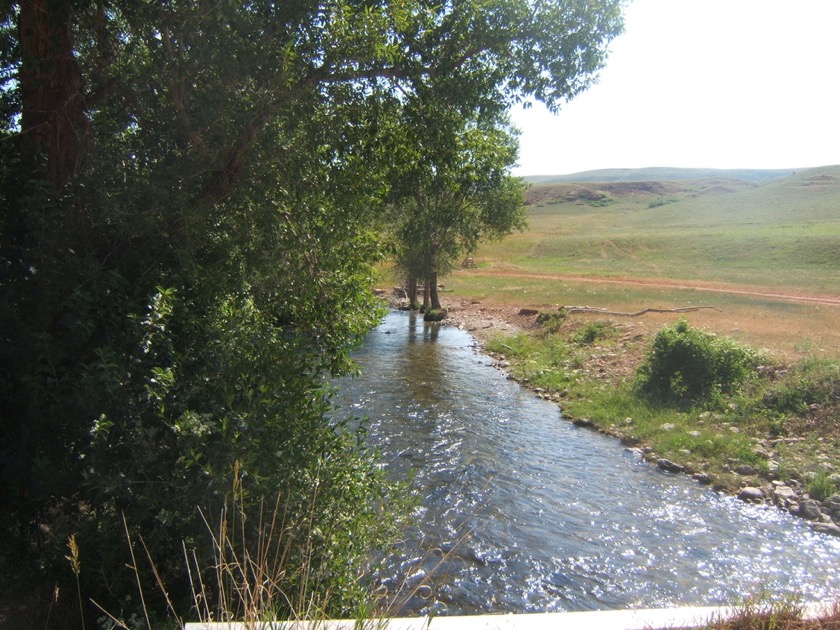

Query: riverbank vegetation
(701, 597), (840, 630)
(484, 314), (840, 530)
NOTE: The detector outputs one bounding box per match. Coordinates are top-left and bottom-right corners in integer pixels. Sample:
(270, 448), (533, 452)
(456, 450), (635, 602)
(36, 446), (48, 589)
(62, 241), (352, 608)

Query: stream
(333, 310), (840, 615)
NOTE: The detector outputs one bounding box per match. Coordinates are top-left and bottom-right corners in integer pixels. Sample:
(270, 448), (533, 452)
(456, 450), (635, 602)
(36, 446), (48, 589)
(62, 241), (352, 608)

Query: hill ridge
(524, 166), (807, 184)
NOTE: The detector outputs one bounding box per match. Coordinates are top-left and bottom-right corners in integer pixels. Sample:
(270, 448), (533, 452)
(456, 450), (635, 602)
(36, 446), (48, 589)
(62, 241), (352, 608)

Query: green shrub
(647, 197), (677, 209)
(636, 319), (761, 402)
(573, 320), (615, 345)
(535, 308), (568, 334)
(423, 308), (447, 321)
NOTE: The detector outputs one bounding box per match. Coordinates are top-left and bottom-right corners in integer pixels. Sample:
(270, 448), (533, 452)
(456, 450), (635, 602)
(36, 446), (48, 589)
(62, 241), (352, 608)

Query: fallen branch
(564, 306), (723, 317)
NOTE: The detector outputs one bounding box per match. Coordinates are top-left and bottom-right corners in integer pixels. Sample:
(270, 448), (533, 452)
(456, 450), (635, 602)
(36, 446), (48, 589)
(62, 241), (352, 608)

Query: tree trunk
(423, 279), (430, 310)
(407, 274), (418, 309)
(18, 0), (88, 192)
(428, 271), (442, 310)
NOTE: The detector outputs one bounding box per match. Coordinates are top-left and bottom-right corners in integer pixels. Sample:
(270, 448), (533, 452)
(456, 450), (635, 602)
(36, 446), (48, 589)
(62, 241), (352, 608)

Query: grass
(701, 597), (840, 630)
(446, 166), (840, 358)
(470, 165), (840, 299)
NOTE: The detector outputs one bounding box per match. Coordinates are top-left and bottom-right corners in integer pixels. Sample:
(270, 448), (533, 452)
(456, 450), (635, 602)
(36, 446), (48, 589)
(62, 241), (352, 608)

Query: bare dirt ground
(441, 296), (652, 385)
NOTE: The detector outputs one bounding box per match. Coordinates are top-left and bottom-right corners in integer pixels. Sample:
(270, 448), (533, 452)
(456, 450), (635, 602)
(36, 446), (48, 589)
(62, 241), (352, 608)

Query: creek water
(333, 310), (840, 616)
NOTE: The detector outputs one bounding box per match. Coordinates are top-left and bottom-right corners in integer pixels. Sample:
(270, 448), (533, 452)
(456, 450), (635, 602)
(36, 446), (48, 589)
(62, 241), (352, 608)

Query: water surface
(335, 311), (840, 615)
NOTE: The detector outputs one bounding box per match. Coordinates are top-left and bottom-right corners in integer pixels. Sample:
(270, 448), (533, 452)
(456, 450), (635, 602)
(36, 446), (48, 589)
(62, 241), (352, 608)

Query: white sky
(510, 0), (840, 176)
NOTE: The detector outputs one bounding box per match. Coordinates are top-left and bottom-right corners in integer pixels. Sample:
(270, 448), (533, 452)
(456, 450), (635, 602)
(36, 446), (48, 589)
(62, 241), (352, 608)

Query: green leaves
(636, 319), (762, 403)
(2, 0), (625, 621)
(385, 101), (527, 306)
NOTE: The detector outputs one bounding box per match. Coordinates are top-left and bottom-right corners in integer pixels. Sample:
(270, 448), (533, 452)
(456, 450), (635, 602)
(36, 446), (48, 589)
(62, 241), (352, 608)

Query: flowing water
(334, 311), (840, 615)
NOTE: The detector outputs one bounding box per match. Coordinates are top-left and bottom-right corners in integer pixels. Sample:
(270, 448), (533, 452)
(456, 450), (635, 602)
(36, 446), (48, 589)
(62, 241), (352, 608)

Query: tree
(388, 105), (527, 312)
(0, 0), (623, 624)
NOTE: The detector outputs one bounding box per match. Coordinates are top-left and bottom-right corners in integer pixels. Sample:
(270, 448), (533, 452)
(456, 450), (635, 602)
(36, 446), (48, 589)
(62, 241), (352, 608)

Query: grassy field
(445, 165), (840, 359)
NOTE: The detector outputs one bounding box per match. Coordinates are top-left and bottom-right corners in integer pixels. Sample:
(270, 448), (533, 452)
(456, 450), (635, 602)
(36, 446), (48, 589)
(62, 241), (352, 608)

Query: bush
(572, 320), (615, 345)
(636, 319), (761, 402)
(535, 308), (568, 334)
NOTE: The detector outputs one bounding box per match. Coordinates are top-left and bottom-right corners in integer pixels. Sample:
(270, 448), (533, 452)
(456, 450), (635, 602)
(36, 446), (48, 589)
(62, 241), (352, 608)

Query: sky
(510, 0), (840, 176)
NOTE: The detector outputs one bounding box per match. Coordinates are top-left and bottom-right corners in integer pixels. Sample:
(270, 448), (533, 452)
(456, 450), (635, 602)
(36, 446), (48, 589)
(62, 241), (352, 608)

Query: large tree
(388, 105), (527, 312)
(0, 0), (623, 624)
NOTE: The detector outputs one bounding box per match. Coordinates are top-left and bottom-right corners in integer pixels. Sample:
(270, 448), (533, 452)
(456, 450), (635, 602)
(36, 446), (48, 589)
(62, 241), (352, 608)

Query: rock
(518, 308), (539, 316)
(798, 500), (823, 521)
(692, 472), (712, 485)
(811, 522), (840, 537)
(659, 423), (676, 431)
(824, 494), (840, 511)
(752, 447), (771, 460)
(657, 459), (684, 474)
(773, 485), (798, 505)
(737, 487), (765, 503)
(734, 464), (758, 476)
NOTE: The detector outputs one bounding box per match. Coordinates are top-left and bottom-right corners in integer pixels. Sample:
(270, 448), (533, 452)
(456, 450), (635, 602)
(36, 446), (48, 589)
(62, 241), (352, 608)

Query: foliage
(761, 358), (840, 415)
(0, 0), (623, 625)
(487, 331), (577, 392)
(488, 313), (840, 501)
(572, 320), (616, 345)
(535, 308), (569, 334)
(804, 472), (840, 503)
(636, 319), (762, 402)
(385, 106), (528, 310)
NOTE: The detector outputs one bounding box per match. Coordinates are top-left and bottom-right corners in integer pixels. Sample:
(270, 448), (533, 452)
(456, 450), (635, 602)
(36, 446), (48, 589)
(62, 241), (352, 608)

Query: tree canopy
(387, 102), (527, 311)
(0, 0), (623, 624)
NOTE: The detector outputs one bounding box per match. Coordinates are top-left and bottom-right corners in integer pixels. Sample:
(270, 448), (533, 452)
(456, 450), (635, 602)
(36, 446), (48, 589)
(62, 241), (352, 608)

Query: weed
(705, 594), (804, 630)
(804, 472), (839, 502)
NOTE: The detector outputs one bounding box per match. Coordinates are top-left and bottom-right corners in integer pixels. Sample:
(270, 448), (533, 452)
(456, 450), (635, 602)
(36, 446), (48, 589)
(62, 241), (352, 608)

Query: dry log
(564, 306), (722, 317)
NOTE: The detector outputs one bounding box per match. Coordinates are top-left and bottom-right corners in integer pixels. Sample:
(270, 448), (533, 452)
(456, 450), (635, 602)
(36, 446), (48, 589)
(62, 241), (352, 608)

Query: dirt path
(469, 270), (840, 307)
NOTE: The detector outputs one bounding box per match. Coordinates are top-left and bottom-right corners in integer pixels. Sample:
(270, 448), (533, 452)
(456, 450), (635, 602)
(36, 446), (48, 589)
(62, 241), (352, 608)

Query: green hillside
(477, 165), (840, 293)
(525, 166), (797, 184)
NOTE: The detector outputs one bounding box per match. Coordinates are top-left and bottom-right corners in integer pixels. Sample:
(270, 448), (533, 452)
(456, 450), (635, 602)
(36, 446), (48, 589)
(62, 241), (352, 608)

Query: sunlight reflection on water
(334, 311), (840, 615)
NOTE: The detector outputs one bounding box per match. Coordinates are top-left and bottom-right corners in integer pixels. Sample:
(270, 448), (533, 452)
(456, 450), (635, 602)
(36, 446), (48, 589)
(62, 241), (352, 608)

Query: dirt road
(471, 270), (840, 307)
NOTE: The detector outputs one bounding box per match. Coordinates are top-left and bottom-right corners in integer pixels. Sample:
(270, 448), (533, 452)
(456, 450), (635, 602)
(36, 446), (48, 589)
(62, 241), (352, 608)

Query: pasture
(445, 166), (840, 358)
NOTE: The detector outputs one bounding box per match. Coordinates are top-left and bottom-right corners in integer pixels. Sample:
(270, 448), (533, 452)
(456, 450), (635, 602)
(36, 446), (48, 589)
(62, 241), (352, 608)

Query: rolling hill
(524, 166), (799, 184)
